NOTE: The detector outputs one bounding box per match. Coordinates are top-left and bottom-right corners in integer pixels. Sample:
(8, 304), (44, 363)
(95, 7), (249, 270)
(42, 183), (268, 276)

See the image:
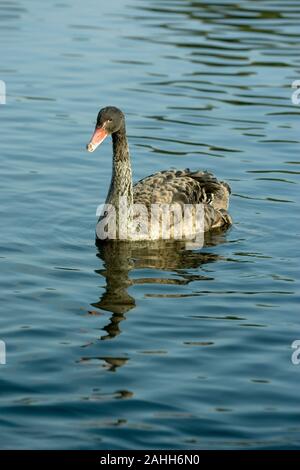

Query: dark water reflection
(0, 0), (300, 449)
(94, 234), (226, 340)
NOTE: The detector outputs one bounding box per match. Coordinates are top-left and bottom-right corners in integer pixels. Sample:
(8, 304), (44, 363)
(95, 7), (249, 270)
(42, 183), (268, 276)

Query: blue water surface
(0, 0), (300, 449)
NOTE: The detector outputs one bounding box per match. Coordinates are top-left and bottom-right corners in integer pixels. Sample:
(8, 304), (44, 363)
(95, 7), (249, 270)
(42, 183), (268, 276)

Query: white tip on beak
(86, 142), (97, 152)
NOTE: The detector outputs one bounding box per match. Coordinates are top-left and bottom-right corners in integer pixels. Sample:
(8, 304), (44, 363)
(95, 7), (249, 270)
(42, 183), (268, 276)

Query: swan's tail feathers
(186, 170), (231, 211)
(204, 205), (233, 231)
(219, 208), (233, 227)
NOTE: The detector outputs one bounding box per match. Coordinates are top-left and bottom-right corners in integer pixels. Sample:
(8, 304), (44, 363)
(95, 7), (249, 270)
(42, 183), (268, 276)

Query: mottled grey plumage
(133, 168), (232, 231)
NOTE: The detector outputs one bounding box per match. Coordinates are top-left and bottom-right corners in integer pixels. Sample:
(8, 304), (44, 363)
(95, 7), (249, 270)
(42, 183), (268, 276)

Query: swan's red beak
(86, 127), (108, 152)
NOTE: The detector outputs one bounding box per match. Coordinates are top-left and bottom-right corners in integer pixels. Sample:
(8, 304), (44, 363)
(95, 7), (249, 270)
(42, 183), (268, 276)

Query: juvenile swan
(87, 106), (232, 241)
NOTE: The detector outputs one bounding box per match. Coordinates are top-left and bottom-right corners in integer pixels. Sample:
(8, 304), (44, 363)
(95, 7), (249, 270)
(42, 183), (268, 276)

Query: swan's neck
(106, 126), (133, 208)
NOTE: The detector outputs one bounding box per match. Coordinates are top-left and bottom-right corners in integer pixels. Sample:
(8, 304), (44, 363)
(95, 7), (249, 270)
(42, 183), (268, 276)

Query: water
(1, 0), (300, 449)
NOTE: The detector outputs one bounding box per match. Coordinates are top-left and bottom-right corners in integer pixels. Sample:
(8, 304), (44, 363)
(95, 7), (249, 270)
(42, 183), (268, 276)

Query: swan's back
(133, 169), (232, 231)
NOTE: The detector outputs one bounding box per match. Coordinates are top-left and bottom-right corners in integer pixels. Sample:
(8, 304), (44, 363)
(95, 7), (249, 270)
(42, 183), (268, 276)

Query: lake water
(1, 0), (300, 450)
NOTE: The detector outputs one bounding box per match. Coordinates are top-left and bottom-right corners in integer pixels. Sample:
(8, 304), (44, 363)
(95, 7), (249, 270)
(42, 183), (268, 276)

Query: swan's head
(86, 106), (125, 153)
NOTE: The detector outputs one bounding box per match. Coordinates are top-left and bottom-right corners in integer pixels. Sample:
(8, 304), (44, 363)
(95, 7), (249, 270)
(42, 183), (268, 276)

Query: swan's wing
(133, 169), (232, 231)
(133, 169), (230, 209)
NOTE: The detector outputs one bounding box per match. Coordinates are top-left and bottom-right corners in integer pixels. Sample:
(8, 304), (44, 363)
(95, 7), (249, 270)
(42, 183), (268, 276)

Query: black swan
(87, 106), (232, 241)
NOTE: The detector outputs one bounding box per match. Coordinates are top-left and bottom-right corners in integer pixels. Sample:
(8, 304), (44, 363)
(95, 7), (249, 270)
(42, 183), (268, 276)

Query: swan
(87, 106), (232, 241)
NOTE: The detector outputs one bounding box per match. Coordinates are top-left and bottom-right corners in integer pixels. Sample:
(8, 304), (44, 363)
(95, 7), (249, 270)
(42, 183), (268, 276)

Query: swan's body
(133, 168), (231, 230)
(87, 106), (232, 241)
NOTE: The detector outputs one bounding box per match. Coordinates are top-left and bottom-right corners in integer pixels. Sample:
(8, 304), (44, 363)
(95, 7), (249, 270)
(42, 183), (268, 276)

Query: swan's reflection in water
(91, 231), (228, 341)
